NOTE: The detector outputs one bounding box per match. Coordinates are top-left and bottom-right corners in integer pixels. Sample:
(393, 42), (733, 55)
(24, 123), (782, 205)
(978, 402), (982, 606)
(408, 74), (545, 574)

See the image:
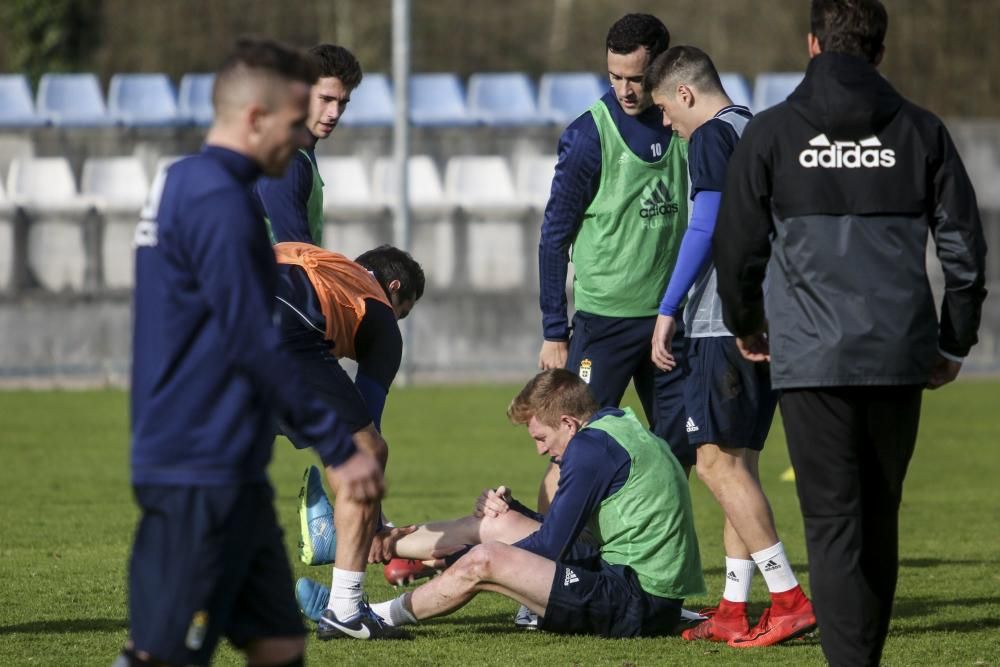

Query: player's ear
(388, 278), (402, 293)
(678, 84), (694, 108)
(560, 414), (580, 435)
(807, 32), (822, 58)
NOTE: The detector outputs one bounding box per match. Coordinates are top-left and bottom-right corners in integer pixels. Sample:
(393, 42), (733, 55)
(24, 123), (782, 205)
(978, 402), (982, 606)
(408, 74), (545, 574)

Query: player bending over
(274, 241), (423, 640)
(299, 369), (705, 638)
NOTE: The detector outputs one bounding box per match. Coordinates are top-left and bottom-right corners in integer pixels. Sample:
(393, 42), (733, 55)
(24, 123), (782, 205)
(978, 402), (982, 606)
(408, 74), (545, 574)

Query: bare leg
(695, 444), (778, 554)
(393, 510), (540, 560)
(404, 542), (556, 619)
(327, 426), (387, 571)
(537, 461), (560, 514)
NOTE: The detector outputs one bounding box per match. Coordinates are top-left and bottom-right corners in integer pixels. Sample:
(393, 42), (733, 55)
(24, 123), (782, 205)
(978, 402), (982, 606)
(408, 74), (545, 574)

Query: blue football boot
(298, 465), (336, 565)
(295, 577), (331, 622)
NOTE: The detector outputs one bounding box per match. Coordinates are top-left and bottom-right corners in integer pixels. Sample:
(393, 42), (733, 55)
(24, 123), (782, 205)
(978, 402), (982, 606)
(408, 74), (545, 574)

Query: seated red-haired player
(274, 241), (424, 640)
(298, 369), (706, 638)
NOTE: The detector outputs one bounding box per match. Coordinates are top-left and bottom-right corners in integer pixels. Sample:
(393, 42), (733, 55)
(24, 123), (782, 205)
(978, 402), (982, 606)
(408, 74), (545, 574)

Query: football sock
(722, 557), (756, 603)
(329, 568), (364, 620)
(769, 584), (809, 611)
(751, 541), (799, 594)
(370, 595), (417, 626)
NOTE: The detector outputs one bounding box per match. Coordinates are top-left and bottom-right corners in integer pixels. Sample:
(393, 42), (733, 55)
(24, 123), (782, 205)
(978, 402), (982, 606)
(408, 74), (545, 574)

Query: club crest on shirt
(579, 358), (593, 384)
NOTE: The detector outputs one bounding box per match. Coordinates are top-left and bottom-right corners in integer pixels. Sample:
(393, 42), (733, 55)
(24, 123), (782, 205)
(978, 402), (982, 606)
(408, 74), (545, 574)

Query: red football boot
(681, 600), (750, 642)
(727, 587), (817, 648)
(383, 558), (436, 586)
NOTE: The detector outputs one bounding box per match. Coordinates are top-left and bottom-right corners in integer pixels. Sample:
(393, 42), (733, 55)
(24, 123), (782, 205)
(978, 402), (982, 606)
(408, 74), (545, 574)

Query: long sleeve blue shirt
(513, 407), (631, 561)
(538, 90), (675, 340)
(253, 147), (317, 244)
(130, 146), (356, 486)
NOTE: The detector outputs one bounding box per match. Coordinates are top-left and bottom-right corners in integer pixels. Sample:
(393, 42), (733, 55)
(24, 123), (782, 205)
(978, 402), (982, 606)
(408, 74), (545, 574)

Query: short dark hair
(644, 45), (724, 96)
(606, 13), (670, 59)
(309, 44), (363, 90)
(213, 37), (319, 111)
(507, 369), (600, 428)
(810, 0), (888, 63)
(355, 245), (425, 304)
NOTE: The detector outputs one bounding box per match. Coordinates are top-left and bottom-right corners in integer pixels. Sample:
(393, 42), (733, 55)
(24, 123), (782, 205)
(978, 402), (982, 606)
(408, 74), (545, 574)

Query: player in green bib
(294, 369), (705, 637)
(537, 14), (694, 523)
(254, 44), (361, 245)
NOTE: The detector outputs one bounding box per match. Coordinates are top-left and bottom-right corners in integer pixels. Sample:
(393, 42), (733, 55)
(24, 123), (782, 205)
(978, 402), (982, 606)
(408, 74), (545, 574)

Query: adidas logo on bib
(563, 568), (580, 586)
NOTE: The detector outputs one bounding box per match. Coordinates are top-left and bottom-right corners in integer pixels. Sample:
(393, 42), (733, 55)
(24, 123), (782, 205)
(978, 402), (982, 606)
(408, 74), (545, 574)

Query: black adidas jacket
(714, 52), (987, 389)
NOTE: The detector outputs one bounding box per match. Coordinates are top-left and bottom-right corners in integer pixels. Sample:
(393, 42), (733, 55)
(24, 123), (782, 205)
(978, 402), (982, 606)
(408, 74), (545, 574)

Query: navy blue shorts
(276, 264), (372, 434)
(128, 484), (304, 666)
(541, 552), (682, 637)
(288, 343), (371, 433)
(567, 311), (693, 467)
(683, 336), (778, 451)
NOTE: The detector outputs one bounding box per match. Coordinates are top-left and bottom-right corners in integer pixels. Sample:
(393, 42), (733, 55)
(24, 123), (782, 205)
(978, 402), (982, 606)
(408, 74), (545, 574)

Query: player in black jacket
(713, 1), (987, 665)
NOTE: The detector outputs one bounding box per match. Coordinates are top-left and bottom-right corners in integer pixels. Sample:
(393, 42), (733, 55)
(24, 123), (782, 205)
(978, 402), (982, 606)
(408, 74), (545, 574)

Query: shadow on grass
(892, 616), (1000, 636)
(893, 595), (1000, 619)
(0, 618), (127, 635)
(899, 557), (993, 568)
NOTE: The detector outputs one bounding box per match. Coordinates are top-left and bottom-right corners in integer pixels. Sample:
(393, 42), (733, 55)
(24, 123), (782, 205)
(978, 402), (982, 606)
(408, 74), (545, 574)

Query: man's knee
(694, 444), (744, 484)
(451, 543), (501, 584)
(353, 425), (389, 469)
(478, 510), (524, 543)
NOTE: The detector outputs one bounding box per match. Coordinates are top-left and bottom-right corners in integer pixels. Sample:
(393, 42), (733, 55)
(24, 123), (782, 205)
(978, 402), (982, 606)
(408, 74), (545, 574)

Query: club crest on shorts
(578, 359), (593, 384)
(185, 610), (209, 650)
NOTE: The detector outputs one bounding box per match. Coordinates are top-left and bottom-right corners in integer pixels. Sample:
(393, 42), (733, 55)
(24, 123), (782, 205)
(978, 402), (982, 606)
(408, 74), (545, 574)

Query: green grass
(1, 382), (998, 666)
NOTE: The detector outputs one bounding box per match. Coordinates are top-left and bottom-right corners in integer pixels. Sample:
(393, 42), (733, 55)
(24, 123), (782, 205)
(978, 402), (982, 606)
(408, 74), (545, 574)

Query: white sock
(722, 557), (756, 603)
(370, 595), (417, 626)
(751, 541), (799, 593)
(329, 568), (364, 620)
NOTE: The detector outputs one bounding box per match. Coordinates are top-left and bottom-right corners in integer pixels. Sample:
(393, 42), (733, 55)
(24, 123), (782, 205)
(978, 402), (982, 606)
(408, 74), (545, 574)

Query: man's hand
(328, 451), (384, 502)
(651, 314), (678, 371)
(736, 332), (770, 362)
(474, 485), (512, 518)
(368, 525), (417, 563)
(927, 354), (962, 389)
(539, 340), (568, 370)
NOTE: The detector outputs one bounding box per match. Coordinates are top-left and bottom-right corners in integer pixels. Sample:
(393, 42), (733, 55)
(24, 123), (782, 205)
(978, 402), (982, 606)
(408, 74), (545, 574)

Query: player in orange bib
(273, 241), (424, 638)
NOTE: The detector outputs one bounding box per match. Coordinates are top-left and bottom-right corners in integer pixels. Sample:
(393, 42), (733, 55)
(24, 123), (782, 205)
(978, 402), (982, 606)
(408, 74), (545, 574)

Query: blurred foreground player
(714, 1), (987, 663)
(119, 39), (384, 666)
(299, 370), (705, 638)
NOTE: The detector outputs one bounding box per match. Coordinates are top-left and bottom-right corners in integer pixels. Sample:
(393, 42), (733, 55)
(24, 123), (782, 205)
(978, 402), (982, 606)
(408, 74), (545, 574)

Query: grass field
(1, 381), (998, 666)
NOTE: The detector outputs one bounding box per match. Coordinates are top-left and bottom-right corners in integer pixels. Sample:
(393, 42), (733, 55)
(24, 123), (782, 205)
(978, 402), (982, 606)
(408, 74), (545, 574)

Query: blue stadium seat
(467, 73), (543, 126)
(340, 73), (393, 126)
(538, 73), (605, 124)
(719, 73), (753, 110)
(109, 74), (180, 127)
(179, 73), (215, 126)
(410, 73), (475, 126)
(0, 75), (45, 127)
(752, 72), (804, 111)
(37, 73), (114, 127)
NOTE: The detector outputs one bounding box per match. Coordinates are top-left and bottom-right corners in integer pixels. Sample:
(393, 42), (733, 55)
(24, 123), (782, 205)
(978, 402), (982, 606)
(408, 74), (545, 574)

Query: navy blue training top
(275, 264), (402, 430)
(659, 106), (752, 316)
(539, 90), (675, 341)
(253, 147), (317, 243)
(130, 146), (356, 486)
(513, 407), (631, 561)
